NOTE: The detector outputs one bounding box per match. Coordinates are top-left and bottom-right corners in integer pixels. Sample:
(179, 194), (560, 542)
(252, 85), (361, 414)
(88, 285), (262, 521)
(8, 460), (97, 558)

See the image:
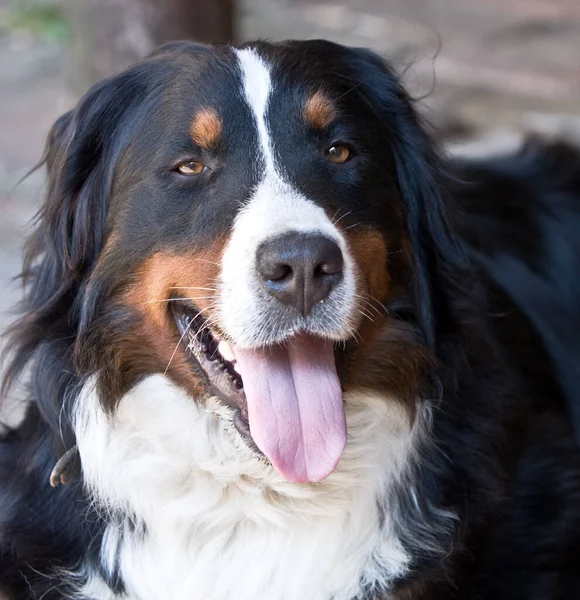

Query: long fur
(1, 40), (580, 600)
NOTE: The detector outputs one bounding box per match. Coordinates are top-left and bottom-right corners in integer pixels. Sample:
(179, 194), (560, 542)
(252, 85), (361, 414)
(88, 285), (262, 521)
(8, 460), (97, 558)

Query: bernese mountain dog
(1, 40), (580, 600)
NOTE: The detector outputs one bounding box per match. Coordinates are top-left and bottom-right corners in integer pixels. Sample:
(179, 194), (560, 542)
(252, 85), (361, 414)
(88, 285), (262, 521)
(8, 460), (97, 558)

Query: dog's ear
(1, 65), (156, 408)
(27, 60), (166, 314)
(349, 48), (475, 350)
(38, 77), (136, 286)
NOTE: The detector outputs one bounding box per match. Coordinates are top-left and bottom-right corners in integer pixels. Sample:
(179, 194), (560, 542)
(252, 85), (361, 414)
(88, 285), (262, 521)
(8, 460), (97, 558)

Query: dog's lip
(170, 301), (251, 427)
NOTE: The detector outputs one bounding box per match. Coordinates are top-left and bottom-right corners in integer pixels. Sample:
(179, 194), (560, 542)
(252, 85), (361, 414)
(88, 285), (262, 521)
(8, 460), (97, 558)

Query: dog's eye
(326, 145), (352, 164)
(177, 160), (206, 175)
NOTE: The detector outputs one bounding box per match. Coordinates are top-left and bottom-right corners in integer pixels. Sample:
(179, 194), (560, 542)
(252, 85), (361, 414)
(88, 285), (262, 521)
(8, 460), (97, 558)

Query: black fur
(1, 40), (580, 599)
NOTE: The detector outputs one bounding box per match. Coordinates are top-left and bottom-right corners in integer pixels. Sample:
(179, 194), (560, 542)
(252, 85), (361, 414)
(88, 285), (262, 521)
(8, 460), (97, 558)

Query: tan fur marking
(349, 317), (433, 412)
(118, 240), (226, 396)
(340, 227), (431, 411)
(190, 108), (222, 148)
(124, 240), (224, 329)
(304, 92), (336, 129)
(344, 227), (390, 304)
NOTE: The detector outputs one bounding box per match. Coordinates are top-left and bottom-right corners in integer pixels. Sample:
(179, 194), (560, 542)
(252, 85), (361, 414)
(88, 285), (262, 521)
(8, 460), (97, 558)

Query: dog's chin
(171, 301), (356, 459)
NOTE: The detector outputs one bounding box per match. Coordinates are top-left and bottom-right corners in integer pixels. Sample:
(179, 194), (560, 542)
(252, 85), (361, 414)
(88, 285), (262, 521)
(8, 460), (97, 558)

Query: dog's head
(7, 41), (471, 483)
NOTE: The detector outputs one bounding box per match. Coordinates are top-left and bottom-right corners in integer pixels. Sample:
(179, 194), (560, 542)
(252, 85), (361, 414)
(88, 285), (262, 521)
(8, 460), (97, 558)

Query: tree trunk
(68, 0), (235, 93)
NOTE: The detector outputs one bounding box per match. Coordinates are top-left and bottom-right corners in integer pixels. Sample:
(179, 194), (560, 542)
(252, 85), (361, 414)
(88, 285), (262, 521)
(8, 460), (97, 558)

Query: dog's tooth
(218, 340), (236, 363)
(233, 362), (241, 374)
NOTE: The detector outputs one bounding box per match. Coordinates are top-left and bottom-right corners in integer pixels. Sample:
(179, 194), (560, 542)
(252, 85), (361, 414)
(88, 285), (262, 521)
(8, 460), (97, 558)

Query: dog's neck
(72, 375), (426, 600)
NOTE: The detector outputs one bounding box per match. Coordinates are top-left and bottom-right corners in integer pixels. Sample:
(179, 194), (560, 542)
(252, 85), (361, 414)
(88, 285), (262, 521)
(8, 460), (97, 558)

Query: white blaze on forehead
(218, 47), (357, 348)
(233, 47), (341, 234)
(233, 48), (343, 235)
(235, 47), (276, 173)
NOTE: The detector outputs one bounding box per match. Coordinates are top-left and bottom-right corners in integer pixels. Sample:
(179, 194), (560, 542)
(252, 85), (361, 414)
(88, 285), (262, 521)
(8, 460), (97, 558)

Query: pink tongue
(233, 335), (346, 483)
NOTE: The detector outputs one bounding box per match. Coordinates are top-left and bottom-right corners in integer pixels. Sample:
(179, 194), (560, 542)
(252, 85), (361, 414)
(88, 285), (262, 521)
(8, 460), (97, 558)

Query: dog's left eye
(176, 160), (206, 175)
(326, 145), (352, 164)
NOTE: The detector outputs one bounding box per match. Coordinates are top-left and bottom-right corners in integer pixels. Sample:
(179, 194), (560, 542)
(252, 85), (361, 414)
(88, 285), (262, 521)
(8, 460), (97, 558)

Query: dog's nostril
(256, 232), (344, 317)
(268, 263), (293, 282)
(315, 255), (343, 278)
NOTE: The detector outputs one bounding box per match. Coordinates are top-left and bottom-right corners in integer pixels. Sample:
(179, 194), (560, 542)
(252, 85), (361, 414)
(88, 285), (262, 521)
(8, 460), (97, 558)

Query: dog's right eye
(176, 160), (206, 176)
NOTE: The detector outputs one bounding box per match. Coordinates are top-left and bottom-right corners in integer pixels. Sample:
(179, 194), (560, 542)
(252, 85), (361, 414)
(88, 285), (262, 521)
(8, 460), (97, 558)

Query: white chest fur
(74, 375), (423, 600)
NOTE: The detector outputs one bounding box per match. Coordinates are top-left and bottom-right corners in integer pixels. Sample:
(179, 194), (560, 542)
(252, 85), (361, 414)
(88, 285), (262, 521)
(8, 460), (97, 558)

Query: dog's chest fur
(73, 376), (422, 600)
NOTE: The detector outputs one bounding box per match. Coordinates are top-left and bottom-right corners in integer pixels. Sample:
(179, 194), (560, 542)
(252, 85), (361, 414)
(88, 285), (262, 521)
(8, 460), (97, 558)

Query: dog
(1, 39), (580, 600)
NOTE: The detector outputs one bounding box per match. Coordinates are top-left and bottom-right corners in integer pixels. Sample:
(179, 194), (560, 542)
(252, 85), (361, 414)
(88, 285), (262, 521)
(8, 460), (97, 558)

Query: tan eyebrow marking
(303, 92), (337, 129)
(189, 108), (222, 148)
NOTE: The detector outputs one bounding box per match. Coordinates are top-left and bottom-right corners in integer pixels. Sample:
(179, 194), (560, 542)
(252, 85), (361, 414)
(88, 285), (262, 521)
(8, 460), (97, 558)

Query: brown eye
(177, 160), (206, 175)
(326, 145), (352, 164)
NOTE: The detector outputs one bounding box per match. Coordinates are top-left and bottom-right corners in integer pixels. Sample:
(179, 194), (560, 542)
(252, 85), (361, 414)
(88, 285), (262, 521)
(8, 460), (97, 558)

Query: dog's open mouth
(172, 303), (251, 436)
(172, 302), (347, 483)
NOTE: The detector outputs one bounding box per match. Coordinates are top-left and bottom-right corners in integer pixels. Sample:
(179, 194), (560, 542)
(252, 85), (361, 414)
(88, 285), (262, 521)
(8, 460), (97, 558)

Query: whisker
(167, 286), (218, 291)
(190, 258), (221, 267)
(357, 308), (374, 322)
(333, 210), (352, 226)
(189, 306), (220, 341)
(359, 302), (380, 319)
(366, 293), (389, 315)
(164, 320), (195, 376)
(332, 209), (352, 225)
(354, 293), (384, 317)
(363, 301), (384, 317)
(164, 304), (214, 375)
(360, 301), (382, 317)
(342, 223), (360, 231)
(144, 296), (215, 305)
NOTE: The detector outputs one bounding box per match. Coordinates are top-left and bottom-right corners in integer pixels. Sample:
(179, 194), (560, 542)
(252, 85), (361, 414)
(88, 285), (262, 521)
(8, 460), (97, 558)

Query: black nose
(256, 233), (344, 317)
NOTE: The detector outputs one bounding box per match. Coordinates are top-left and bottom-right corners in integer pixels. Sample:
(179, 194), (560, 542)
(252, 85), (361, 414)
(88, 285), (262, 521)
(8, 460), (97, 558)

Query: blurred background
(1, 0), (580, 364)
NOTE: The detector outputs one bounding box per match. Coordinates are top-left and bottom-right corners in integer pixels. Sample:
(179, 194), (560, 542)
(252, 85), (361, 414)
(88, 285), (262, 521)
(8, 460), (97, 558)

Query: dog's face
(37, 41), (459, 483)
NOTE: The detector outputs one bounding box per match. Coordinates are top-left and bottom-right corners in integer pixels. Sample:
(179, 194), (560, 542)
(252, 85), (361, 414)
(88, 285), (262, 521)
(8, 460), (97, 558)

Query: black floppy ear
(350, 48), (473, 349)
(27, 64), (159, 316)
(2, 65), (155, 406)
